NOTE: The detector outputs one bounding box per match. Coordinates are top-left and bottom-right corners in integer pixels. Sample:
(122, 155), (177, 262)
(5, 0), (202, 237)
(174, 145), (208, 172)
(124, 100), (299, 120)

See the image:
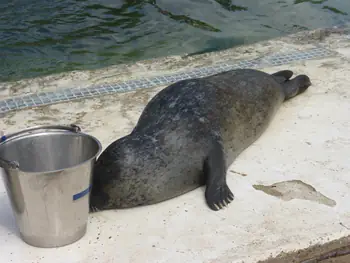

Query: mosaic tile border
(0, 47), (335, 114)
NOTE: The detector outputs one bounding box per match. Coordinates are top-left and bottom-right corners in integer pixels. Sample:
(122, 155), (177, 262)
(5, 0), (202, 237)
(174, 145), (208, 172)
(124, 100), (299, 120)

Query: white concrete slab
(0, 28), (350, 262)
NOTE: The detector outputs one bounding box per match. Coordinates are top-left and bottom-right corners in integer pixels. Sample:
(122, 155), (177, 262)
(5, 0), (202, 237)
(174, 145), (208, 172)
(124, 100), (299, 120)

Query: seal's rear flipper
(271, 70), (294, 83)
(204, 141), (234, 211)
(283, 74), (312, 101)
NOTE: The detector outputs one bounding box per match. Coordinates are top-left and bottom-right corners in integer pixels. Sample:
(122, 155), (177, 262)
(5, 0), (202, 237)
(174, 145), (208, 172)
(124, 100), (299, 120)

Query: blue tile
(50, 97), (61, 102)
(22, 95), (33, 101)
(56, 95), (67, 100)
(126, 80), (137, 85)
(108, 84), (119, 90)
(14, 98), (25, 103)
(99, 88), (110, 93)
(17, 104), (27, 109)
(65, 94), (76, 100)
(28, 95), (39, 100)
(64, 91), (75, 97)
(114, 87), (124, 92)
(35, 93), (47, 99)
(112, 86), (124, 92)
(6, 101), (17, 107)
(25, 101), (36, 106)
(32, 101), (42, 106)
(38, 95), (50, 100)
(187, 71), (197, 75)
(139, 78), (149, 83)
(119, 83), (129, 88)
(42, 98), (51, 104)
(90, 89), (100, 95)
(54, 91), (65, 95)
(64, 90), (75, 96)
(124, 85), (135, 91)
(1, 107), (10, 112)
(105, 86), (115, 92)
(153, 79), (162, 84)
(81, 90), (92, 96)
(80, 88), (89, 92)
(72, 89), (83, 95)
(183, 73), (192, 78)
(101, 84), (111, 89)
(46, 95), (58, 101)
(139, 82), (150, 87)
(152, 77), (161, 81)
(59, 97), (69, 102)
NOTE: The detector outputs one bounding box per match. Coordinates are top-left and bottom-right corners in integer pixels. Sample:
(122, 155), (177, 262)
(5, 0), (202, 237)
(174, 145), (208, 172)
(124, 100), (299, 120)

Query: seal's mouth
(299, 82), (311, 94)
(303, 81), (312, 90)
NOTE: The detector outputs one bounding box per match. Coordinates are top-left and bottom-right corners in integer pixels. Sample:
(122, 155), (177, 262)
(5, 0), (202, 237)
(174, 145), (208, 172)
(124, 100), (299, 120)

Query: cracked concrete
(0, 28), (350, 262)
(253, 180), (337, 207)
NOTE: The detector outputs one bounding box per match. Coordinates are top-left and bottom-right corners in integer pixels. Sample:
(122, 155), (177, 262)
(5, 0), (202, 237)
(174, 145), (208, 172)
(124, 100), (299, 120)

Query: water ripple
(0, 0), (349, 82)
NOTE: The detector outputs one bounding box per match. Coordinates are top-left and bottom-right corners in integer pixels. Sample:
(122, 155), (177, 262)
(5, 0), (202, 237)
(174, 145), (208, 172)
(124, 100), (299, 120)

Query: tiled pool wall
(0, 47), (335, 114)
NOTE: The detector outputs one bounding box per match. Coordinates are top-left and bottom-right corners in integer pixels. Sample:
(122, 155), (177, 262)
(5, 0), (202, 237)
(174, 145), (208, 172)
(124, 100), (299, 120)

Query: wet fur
(90, 68), (311, 212)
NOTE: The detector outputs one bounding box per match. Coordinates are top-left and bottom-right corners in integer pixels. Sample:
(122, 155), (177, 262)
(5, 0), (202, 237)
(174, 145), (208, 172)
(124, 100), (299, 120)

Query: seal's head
(294, 74), (312, 94)
(283, 74), (312, 100)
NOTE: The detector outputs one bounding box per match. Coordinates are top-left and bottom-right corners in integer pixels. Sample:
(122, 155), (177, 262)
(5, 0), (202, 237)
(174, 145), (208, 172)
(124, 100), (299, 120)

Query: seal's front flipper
(204, 141), (234, 211)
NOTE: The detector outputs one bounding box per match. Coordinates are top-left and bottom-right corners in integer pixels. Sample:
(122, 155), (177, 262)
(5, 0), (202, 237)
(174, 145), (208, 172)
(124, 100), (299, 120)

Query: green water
(1, 0), (349, 82)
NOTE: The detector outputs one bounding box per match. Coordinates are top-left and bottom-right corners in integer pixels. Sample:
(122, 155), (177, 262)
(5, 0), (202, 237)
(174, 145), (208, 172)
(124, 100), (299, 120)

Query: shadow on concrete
(0, 193), (19, 238)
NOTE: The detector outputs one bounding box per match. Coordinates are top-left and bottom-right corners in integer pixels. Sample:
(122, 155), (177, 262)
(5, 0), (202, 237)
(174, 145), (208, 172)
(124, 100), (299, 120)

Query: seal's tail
(282, 74), (312, 101)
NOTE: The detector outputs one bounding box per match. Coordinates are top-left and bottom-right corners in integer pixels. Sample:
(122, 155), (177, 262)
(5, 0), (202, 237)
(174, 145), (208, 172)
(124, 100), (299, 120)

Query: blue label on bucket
(73, 185), (92, 201)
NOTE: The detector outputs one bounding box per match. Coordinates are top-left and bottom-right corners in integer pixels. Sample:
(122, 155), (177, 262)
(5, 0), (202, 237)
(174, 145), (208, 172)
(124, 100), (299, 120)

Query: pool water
(0, 0), (349, 82)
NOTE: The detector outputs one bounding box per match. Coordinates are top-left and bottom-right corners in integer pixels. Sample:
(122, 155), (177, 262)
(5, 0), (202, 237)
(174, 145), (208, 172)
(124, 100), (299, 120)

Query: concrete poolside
(0, 28), (350, 262)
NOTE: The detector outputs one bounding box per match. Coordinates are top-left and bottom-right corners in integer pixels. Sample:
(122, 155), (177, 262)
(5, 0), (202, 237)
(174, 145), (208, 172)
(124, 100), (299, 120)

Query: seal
(89, 68), (311, 212)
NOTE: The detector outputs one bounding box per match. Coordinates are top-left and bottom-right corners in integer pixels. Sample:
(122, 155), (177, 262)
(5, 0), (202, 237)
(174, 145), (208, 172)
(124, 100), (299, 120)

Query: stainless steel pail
(0, 124), (102, 248)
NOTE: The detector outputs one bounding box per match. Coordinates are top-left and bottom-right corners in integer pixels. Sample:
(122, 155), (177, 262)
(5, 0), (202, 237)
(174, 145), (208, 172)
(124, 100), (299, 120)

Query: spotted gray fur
(89, 68), (311, 212)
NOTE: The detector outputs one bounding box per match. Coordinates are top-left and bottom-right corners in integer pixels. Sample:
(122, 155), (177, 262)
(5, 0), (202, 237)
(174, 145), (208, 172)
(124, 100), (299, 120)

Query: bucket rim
(0, 124), (103, 174)
(0, 124), (82, 143)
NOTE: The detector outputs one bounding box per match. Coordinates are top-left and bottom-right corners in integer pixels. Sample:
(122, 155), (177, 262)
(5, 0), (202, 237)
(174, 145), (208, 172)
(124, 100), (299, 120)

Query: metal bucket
(0, 124), (102, 248)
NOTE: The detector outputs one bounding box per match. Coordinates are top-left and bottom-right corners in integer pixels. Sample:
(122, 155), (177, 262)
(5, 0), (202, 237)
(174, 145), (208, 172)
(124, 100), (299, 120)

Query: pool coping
(0, 47), (336, 114)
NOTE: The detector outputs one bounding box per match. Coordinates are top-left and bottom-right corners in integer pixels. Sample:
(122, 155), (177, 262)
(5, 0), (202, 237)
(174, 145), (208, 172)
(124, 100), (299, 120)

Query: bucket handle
(0, 158), (19, 170)
(0, 124), (81, 170)
(1, 124), (81, 142)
